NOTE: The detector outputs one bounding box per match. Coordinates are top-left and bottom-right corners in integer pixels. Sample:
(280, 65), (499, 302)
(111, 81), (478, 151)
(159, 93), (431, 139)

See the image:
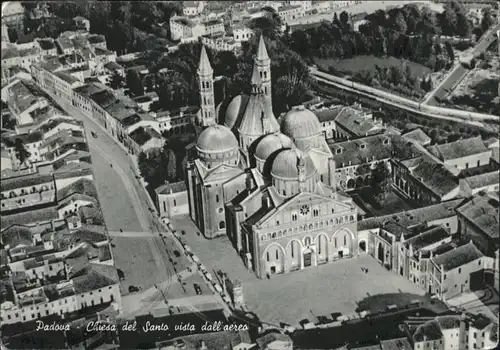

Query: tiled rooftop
(155, 181), (187, 195)
(464, 170), (499, 189)
(334, 106), (382, 137)
(456, 192), (499, 240)
(330, 133), (417, 168)
(413, 320), (442, 342)
(72, 264), (118, 293)
(432, 242), (483, 271)
(405, 226), (451, 253)
(410, 159), (459, 196)
(427, 137), (489, 161)
(402, 128), (431, 145)
(1, 173), (53, 192)
(54, 71), (80, 84)
(1, 206), (59, 227)
(358, 198), (465, 235)
(436, 315), (461, 330)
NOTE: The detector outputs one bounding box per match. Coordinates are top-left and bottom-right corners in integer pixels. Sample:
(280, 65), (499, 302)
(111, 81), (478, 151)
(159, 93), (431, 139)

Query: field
(170, 215), (426, 327)
(315, 55), (432, 79)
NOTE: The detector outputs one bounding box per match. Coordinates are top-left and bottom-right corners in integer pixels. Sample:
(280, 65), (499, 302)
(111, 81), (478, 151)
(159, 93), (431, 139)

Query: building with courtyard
(186, 36), (359, 279)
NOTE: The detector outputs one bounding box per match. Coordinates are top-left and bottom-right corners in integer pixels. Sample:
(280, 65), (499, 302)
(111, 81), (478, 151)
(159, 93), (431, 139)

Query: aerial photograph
(0, 1), (499, 349)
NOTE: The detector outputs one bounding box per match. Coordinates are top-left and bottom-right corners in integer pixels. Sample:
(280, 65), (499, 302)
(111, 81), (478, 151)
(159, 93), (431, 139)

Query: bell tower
(197, 45), (215, 126)
(254, 34), (272, 104)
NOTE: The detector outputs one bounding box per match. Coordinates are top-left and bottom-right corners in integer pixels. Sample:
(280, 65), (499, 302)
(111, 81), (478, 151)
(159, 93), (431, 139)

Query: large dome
(196, 125), (238, 153)
(281, 105), (321, 140)
(223, 94), (249, 129)
(255, 133), (294, 161)
(271, 149), (317, 179)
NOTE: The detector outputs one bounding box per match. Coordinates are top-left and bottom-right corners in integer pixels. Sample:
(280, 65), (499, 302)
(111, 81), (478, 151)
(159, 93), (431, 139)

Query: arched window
(334, 238), (337, 248)
(291, 243), (295, 257)
(344, 235), (346, 246)
(266, 251), (270, 261)
(275, 250), (279, 259)
(219, 221), (225, 229)
(216, 195), (219, 202)
(305, 237), (311, 246)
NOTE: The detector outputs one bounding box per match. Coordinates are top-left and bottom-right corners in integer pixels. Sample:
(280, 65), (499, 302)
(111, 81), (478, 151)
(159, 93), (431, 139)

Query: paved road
(39, 86), (179, 291)
(424, 23), (500, 106)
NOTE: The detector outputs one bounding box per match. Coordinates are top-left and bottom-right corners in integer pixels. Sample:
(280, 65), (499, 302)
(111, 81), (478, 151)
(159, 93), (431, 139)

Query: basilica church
(186, 36), (359, 279)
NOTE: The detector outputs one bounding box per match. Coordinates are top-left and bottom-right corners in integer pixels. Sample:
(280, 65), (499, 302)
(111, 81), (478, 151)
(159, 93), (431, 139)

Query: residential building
(392, 157), (461, 206)
(183, 1), (205, 16)
(169, 16), (224, 41)
(456, 191), (499, 256)
(201, 33), (241, 53)
(404, 313), (498, 350)
(128, 126), (165, 155)
(427, 137), (492, 171)
(155, 181), (189, 218)
(277, 4), (306, 23)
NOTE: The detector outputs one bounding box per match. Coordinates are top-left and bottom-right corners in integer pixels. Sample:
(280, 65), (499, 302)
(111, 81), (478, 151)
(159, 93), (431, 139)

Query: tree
(370, 162), (392, 202)
(480, 8), (493, 33)
(126, 70), (144, 97)
(394, 12), (407, 34)
(14, 138), (31, 169)
(166, 148), (177, 180)
(339, 11), (350, 31)
(444, 41), (454, 62)
(109, 72), (124, 89)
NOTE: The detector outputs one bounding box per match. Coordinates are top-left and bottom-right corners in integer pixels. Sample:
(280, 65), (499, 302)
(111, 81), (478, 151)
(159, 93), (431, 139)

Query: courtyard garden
(353, 186), (417, 217)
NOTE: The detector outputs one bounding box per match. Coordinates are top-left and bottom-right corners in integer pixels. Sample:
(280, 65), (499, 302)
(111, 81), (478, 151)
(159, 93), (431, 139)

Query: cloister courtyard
(170, 215), (426, 327)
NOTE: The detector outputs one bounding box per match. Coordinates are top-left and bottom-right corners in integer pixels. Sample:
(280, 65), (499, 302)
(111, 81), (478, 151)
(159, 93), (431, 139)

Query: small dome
(255, 133), (294, 161)
(281, 105), (321, 140)
(271, 149), (317, 179)
(196, 125), (238, 153)
(224, 95), (249, 129)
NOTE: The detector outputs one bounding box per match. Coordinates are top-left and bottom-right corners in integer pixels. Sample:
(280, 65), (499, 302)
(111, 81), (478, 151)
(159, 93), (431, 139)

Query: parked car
(90, 131), (97, 138)
(193, 283), (202, 295)
(128, 285), (140, 293)
(161, 217), (170, 225)
(173, 339), (185, 348)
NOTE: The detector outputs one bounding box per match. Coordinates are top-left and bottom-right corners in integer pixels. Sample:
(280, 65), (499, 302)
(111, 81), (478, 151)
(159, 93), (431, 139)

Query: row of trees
(286, 1), (494, 73)
(350, 64), (433, 100)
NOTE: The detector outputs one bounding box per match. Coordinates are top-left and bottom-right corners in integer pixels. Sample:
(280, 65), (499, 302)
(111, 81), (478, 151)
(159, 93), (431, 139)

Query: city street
(39, 87), (180, 297)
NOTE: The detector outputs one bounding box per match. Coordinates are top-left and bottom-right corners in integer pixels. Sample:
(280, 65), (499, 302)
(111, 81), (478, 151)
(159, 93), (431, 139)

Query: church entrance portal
(377, 243), (384, 263)
(303, 252), (312, 267)
(359, 241), (366, 252)
(338, 250), (344, 258)
(270, 266), (276, 274)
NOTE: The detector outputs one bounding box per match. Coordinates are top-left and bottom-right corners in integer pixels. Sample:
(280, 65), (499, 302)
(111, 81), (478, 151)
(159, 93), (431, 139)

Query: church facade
(186, 37), (359, 279)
